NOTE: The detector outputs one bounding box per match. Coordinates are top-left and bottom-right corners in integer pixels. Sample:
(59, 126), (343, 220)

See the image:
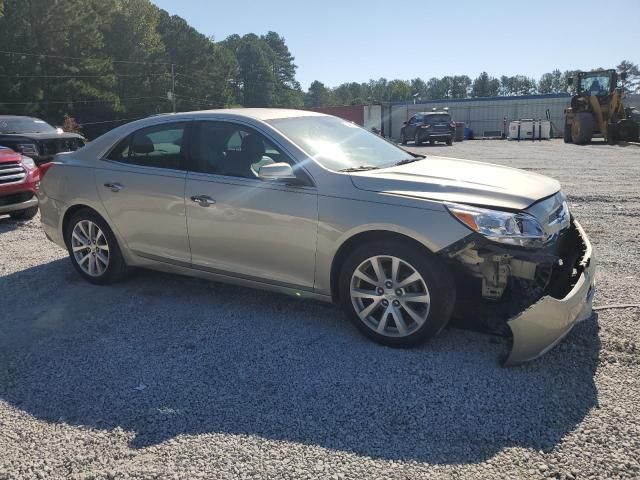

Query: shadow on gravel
(0, 216), (31, 233)
(0, 259), (600, 464)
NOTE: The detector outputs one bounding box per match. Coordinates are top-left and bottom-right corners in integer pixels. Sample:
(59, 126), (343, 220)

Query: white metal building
(367, 93), (640, 140)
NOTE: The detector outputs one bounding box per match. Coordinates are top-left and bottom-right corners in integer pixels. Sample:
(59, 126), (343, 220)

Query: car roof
(418, 112), (450, 116)
(154, 108), (328, 122)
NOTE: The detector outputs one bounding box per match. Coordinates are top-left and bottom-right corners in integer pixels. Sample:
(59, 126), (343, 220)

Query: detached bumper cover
(504, 220), (595, 365)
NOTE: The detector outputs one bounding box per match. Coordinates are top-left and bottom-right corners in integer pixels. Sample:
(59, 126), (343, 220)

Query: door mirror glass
(258, 162), (296, 181)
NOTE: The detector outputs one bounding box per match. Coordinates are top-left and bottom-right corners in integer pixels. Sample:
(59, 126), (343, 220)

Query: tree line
(0, 0), (638, 137)
(0, 0), (303, 136)
(304, 62), (640, 108)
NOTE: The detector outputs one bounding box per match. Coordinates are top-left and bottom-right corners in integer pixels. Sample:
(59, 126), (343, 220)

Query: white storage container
(508, 119), (551, 140)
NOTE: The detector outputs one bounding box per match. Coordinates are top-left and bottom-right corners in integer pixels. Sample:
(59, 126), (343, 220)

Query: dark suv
(0, 116), (85, 166)
(401, 112), (455, 146)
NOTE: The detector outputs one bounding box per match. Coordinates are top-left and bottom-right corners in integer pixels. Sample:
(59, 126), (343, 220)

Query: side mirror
(258, 162), (296, 182)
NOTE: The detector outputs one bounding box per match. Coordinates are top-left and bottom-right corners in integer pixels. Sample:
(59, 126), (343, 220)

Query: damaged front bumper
(445, 219), (596, 366)
(504, 220), (595, 365)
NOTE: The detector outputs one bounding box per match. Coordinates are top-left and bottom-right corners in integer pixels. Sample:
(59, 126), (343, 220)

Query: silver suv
(39, 109), (595, 365)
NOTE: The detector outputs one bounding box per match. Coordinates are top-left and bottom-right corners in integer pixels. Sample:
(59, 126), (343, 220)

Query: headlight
(446, 202), (546, 248)
(20, 155), (36, 170)
(17, 143), (39, 156)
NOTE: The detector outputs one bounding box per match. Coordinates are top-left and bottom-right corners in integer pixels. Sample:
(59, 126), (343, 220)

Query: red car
(0, 146), (41, 220)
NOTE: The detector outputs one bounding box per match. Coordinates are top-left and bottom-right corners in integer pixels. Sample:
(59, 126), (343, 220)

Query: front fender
(314, 194), (470, 295)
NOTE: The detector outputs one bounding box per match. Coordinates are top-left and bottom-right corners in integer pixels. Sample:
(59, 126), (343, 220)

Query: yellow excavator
(564, 69), (639, 144)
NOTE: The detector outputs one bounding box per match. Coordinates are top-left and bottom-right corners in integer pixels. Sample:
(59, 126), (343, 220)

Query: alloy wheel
(350, 255), (431, 337)
(71, 220), (110, 277)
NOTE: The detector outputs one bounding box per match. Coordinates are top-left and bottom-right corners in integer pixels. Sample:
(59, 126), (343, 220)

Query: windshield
(267, 116), (411, 171)
(579, 74), (611, 95)
(0, 117), (57, 134)
(425, 114), (451, 123)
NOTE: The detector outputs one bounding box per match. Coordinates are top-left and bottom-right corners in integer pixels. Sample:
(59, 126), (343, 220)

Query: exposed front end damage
(442, 220), (595, 366)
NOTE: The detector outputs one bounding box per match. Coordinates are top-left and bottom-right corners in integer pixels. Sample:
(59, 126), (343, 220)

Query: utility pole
(171, 64), (176, 113)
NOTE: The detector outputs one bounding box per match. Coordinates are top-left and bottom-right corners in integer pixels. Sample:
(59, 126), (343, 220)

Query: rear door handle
(104, 182), (123, 192)
(190, 195), (216, 207)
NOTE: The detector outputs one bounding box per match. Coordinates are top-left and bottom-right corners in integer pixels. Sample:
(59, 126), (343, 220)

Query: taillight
(39, 162), (54, 178)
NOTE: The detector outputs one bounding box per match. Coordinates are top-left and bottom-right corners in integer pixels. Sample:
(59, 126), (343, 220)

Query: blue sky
(152, 0), (639, 89)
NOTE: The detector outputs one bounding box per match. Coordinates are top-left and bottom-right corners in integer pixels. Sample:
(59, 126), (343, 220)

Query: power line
(0, 96), (168, 105)
(175, 72), (215, 82)
(174, 93), (212, 102)
(0, 73), (170, 79)
(0, 49), (175, 66)
(175, 71), (234, 85)
(78, 116), (154, 126)
(173, 94), (224, 108)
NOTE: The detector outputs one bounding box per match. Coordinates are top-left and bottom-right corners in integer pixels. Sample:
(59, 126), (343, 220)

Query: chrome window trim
(186, 169), (317, 194)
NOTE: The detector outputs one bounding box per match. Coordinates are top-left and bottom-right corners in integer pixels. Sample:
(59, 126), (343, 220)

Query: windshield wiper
(394, 155), (426, 166)
(339, 165), (380, 172)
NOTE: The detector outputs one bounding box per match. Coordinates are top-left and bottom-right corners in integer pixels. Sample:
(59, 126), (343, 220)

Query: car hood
(0, 148), (21, 164)
(0, 132), (84, 141)
(349, 156), (560, 210)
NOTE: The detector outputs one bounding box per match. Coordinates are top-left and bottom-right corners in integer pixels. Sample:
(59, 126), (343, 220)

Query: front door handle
(190, 195), (216, 207)
(104, 182), (123, 192)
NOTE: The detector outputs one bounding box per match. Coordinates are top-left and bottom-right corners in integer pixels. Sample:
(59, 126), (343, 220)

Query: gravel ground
(0, 139), (639, 480)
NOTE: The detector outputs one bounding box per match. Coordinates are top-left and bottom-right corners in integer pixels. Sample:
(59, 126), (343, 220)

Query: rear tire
(64, 209), (128, 285)
(607, 123), (617, 145)
(9, 206), (38, 220)
(571, 112), (594, 144)
(339, 240), (455, 348)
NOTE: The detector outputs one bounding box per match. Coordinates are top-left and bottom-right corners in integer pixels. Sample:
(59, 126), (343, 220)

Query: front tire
(65, 209), (128, 284)
(571, 112), (594, 144)
(339, 240), (455, 347)
(400, 131), (407, 145)
(9, 206), (38, 220)
(446, 137), (453, 146)
(414, 132), (422, 146)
